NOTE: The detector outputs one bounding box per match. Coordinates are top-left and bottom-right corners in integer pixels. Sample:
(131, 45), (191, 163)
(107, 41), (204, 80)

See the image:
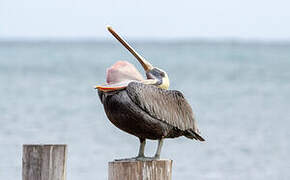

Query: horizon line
(1, 37), (290, 46)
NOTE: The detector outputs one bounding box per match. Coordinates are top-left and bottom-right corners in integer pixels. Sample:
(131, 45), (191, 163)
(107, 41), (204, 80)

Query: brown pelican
(96, 26), (205, 160)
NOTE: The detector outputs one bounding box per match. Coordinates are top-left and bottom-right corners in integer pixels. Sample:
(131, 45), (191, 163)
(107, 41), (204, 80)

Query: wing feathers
(127, 82), (199, 133)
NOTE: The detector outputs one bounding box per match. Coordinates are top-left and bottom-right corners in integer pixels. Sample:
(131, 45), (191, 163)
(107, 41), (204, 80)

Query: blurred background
(1, 0), (290, 180)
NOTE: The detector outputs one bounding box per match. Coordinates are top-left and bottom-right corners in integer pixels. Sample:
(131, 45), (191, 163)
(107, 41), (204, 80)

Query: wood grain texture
(108, 159), (172, 180)
(22, 144), (67, 180)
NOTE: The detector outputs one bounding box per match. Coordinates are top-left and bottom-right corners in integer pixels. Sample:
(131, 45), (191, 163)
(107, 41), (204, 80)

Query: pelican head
(95, 26), (169, 92)
(138, 59), (170, 90)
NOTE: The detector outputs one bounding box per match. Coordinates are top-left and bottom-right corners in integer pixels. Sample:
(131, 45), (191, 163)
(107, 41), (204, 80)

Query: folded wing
(127, 82), (201, 135)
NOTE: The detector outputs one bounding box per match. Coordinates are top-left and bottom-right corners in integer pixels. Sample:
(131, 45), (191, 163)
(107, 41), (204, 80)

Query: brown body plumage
(98, 82), (204, 141)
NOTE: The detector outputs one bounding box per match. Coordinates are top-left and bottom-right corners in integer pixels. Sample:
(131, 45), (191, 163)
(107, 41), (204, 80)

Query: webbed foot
(114, 156), (159, 162)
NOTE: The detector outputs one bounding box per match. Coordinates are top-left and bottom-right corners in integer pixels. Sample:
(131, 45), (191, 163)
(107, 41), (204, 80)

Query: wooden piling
(108, 159), (172, 180)
(22, 144), (67, 180)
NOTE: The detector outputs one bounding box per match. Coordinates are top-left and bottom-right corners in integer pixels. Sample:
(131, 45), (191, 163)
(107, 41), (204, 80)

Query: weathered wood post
(108, 159), (172, 180)
(22, 144), (67, 180)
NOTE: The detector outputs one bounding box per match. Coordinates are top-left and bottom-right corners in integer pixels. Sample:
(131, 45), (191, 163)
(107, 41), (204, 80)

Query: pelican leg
(154, 138), (164, 159)
(115, 138), (147, 161)
(137, 138), (146, 158)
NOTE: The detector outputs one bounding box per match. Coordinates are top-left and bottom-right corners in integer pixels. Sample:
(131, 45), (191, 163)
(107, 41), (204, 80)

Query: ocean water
(0, 41), (290, 180)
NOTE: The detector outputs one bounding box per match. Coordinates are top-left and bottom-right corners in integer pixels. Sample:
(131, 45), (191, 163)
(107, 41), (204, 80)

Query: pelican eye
(152, 68), (165, 77)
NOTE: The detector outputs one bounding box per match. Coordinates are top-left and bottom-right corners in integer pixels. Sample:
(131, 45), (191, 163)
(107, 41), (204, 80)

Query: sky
(1, 0), (290, 40)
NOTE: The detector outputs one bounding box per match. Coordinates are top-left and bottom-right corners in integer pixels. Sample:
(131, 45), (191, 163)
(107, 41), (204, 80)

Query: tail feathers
(185, 130), (205, 141)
